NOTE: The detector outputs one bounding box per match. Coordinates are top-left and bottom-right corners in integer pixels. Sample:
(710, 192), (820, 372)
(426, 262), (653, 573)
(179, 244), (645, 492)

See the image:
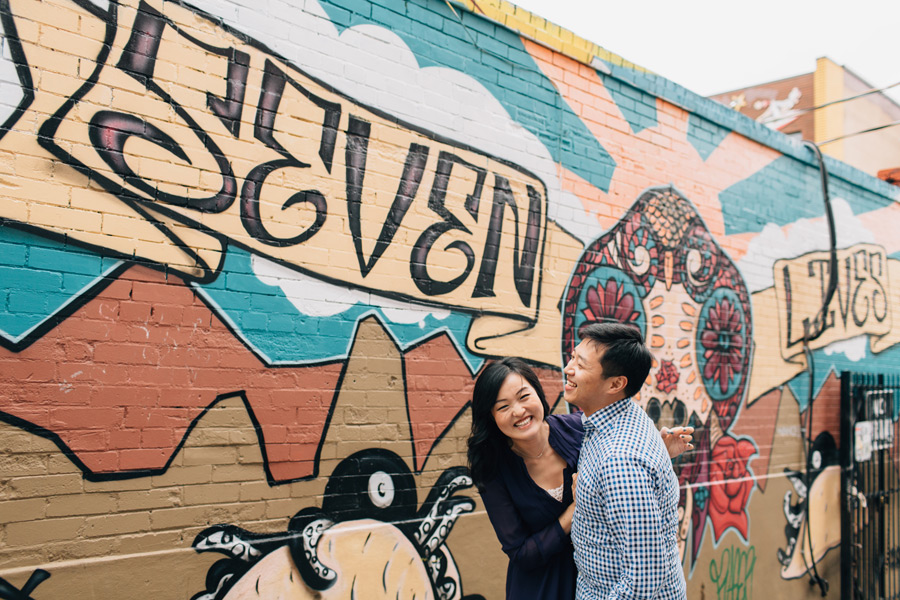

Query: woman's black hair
(467, 357), (550, 491)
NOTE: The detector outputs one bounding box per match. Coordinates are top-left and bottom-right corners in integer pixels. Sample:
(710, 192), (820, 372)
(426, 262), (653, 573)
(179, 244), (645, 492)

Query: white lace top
(545, 483), (564, 502)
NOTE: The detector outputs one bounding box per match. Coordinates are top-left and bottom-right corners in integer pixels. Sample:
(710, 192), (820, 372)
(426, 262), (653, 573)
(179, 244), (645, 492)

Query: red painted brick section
(0, 266), (344, 481)
(404, 333), (477, 471)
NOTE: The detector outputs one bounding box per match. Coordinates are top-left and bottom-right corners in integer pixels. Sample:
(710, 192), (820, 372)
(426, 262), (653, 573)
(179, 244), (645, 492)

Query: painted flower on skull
(562, 186), (756, 565)
(655, 360), (679, 395)
(700, 297), (746, 396)
(581, 279), (641, 328)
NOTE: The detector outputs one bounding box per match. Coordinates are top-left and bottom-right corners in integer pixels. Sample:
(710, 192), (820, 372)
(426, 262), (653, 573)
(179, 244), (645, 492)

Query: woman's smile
(514, 415), (534, 429)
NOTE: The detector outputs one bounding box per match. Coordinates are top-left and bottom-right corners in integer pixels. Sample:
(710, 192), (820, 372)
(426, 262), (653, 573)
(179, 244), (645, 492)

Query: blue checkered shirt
(571, 399), (685, 599)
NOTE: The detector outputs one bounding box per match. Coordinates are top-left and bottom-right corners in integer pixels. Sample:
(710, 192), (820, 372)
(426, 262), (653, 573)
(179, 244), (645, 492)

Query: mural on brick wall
(0, 0), (569, 596)
(561, 186), (755, 565)
(0, 0), (574, 480)
(190, 449), (477, 600)
(3, 0), (900, 597)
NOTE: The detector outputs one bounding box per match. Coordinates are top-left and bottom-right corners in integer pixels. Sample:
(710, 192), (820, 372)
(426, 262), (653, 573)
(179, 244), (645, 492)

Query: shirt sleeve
(598, 454), (669, 599)
(479, 478), (571, 570)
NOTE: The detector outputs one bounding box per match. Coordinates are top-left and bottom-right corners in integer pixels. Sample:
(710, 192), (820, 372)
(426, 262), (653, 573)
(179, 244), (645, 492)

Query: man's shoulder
(604, 402), (669, 462)
(605, 400), (657, 436)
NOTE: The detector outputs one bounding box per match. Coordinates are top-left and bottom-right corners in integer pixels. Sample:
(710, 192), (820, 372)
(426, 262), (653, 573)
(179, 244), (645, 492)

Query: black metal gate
(841, 371), (900, 599)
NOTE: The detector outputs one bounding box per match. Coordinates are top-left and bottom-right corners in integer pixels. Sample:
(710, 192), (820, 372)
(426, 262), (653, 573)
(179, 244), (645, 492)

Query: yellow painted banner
(749, 245), (900, 402)
(774, 244), (891, 360)
(1, 0), (556, 330)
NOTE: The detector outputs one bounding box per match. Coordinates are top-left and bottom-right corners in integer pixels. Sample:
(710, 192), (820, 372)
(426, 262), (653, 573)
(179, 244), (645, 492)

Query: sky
(508, 0), (900, 105)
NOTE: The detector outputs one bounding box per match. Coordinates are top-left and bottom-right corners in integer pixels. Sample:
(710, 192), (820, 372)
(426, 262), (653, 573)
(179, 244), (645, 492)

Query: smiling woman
(467, 357), (582, 600)
(466, 357), (692, 600)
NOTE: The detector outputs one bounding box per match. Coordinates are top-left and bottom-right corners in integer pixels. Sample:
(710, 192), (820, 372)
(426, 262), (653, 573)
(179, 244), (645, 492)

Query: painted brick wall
(1, 0), (900, 598)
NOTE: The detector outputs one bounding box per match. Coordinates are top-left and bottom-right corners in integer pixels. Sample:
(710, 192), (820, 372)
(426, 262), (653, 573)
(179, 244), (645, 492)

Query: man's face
(563, 340), (621, 414)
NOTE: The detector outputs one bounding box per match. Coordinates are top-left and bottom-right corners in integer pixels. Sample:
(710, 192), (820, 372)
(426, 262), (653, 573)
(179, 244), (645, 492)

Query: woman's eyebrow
(494, 386), (528, 403)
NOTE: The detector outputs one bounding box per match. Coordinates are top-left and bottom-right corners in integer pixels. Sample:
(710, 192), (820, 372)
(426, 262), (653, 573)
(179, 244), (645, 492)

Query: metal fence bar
(841, 371), (852, 599)
(842, 371), (900, 600)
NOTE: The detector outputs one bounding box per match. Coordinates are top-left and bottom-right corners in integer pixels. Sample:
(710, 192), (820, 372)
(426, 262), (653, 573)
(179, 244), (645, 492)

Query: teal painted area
(193, 247), (484, 373)
(687, 113), (729, 161)
(317, 0), (615, 192)
(719, 157), (822, 235)
(0, 225), (121, 343)
(602, 74), (657, 134)
(786, 343), (896, 414)
(718, 156), (897, 236)
(605, 62), (900, 204)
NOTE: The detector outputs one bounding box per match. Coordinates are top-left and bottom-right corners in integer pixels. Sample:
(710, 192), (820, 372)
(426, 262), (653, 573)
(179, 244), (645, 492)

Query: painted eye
(811, 450), (822, 470)
(696, 287), (749, 402)
(673, 400), (686, 426)
(646, 398), (661, 424)
(368, 471), (394, 508)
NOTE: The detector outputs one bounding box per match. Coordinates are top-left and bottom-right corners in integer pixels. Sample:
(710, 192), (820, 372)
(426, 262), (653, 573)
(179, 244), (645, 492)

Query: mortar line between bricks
(0, 546), (200, 578)
(0, 517), (468, 577)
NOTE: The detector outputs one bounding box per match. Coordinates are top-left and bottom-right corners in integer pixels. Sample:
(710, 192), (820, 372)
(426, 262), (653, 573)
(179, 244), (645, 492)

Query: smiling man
(565, 323), (686, 599)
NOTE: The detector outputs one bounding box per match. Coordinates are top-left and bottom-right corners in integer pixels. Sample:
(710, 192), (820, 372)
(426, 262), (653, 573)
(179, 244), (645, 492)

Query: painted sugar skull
(562, 185), (751, 430)
(562, 186), (754, 561)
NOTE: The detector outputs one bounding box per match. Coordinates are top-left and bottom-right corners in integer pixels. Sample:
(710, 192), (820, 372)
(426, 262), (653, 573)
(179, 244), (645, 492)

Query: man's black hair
(578, 322), (652, 399)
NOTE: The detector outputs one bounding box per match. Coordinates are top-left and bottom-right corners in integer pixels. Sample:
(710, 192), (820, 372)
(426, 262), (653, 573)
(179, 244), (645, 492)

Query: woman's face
(490, 372), (545, 442)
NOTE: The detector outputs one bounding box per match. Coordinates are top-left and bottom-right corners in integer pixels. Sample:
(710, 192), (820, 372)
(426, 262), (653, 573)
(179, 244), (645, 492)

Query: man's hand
(661, 426), (694, 458)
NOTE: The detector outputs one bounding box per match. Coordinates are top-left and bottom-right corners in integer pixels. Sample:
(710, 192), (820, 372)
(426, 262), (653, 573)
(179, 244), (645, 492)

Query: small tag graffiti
(709, 545), (756, 600)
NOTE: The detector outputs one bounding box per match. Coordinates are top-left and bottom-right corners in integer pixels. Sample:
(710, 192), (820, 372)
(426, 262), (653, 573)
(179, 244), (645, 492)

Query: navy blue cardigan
(479, 412), (584, 600)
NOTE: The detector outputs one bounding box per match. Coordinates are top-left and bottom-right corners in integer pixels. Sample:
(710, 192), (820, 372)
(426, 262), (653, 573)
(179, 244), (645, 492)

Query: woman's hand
(559, 473), (578, 535)
(559, 497), (575, 534)
(661, 426), (694, 458)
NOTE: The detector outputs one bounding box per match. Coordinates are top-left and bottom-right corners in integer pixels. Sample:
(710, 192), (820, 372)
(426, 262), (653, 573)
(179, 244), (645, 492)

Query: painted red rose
(708, 435), (756, 541)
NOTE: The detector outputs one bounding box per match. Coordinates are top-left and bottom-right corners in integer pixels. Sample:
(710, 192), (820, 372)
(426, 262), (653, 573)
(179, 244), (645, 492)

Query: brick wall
(2, 0), (900, 598)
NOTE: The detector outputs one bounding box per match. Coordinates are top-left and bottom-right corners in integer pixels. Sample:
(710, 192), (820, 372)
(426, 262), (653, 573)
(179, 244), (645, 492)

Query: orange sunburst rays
(522, 40), (780, 249)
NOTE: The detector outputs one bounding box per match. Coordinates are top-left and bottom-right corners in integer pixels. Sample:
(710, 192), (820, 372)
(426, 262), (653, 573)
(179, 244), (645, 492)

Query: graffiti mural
(561, 185), (757, 563)
(191, 449), (479, 600)
(0, 0), (572, 483)
(2, 0), (900, 598)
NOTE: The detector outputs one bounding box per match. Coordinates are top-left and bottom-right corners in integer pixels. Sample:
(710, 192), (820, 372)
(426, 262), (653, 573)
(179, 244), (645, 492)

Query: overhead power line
(760, 80), (900, 124)
(819, 119), (900, 145)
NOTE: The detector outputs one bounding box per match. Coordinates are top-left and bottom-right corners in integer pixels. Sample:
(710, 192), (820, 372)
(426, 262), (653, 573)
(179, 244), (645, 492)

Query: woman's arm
(480, 478), (573, 570)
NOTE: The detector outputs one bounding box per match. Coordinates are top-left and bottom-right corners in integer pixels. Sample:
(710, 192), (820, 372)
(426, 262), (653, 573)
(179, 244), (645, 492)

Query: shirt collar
(581, 397), (630, 434)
